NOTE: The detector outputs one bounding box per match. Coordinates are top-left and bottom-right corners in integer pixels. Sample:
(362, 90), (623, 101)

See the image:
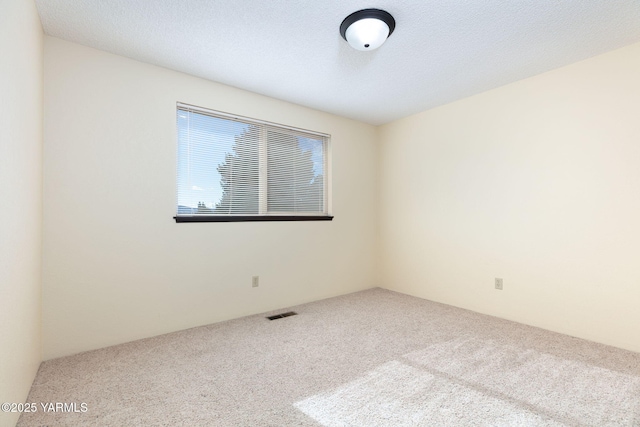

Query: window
(175, 103), (331, 222)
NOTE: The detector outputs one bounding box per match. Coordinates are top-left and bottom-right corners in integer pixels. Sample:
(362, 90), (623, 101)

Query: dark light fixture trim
(340, 9), (396, 40)
(340, 9), (396, 50)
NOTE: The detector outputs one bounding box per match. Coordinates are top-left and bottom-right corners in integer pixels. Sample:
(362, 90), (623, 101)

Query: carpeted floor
(18, 288), (640, 426)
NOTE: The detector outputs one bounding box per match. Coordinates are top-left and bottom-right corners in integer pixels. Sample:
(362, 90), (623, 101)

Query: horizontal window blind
(176, 103), (330, 219)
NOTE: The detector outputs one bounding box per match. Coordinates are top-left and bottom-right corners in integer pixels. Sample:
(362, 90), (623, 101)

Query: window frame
(174, 103), (333, 223)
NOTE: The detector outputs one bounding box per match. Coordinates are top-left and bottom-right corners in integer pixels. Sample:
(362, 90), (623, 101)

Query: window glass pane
(267, 130), (324, 213)
(215, 124), (259, 214)
(177, 110), (259, 214)
(176, 104), (328, 219)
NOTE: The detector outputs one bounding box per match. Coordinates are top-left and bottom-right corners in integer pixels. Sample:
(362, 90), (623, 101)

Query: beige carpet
(18, 288), (640, 426)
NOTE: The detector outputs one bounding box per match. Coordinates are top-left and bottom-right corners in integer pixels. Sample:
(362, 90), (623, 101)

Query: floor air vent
(266, 311), (297, 320)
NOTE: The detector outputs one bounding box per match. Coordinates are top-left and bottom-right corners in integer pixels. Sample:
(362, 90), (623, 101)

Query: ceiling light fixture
(340, 9), (396, 51)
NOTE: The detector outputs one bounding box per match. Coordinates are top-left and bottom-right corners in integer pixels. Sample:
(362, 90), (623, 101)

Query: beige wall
(0, 1), (43, 426)
(40, 25), (640, 361)
(379, 42), (640, 353)
(43, 37), (379, 360)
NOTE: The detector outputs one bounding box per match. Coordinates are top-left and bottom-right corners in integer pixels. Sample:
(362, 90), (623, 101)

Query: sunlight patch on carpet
(404, 337), (640, 426)
(294, 360), (563, 426)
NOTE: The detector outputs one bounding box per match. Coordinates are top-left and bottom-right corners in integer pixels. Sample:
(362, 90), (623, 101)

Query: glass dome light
(340, 9), (396, 52)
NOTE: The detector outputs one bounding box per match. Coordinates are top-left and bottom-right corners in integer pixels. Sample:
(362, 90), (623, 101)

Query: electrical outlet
(495, 278), (503, 290)
(252, 276), (259, 288)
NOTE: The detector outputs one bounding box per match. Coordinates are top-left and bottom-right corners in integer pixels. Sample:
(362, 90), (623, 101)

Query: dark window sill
(174, 215), (334, 223)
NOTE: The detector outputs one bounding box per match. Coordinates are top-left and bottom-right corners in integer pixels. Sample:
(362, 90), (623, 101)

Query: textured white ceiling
(35, 0), (640, 125)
